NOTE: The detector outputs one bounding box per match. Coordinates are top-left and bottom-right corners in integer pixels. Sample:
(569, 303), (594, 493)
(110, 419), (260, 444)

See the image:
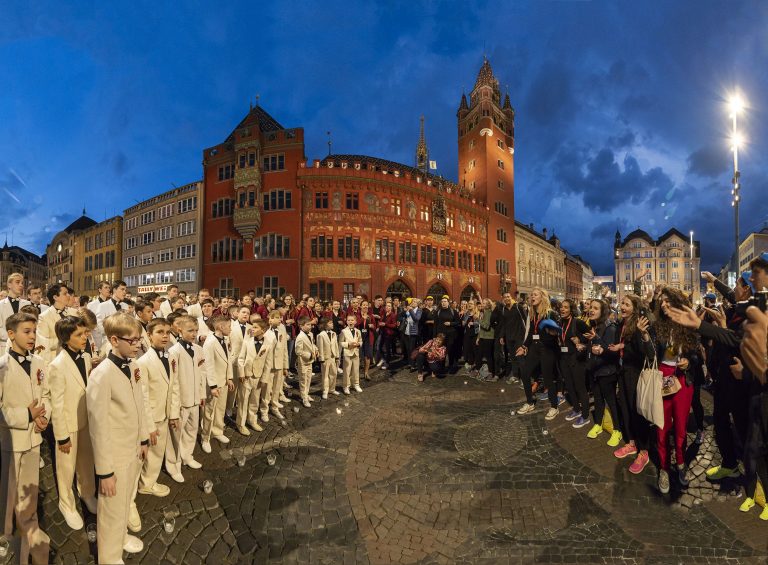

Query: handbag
(636, 356), (664, 428)
(661, 367), (682, 397)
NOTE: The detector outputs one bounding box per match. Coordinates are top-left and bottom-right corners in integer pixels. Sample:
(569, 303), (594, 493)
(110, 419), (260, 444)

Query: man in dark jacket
(490, 292), (527, 381)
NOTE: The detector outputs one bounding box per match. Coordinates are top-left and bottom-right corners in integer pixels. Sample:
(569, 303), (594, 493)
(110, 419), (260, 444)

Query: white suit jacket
(0, 297), (31, 351)
(294, 331), (317, 366)
(202, 333), (233, 390)
(229, 320), (250, 376)
(339, 327), (362, 358)
(159, 300), (172, 318)
(136, 348), (180, 432)
(95, 300), (128, 349)
(0, 352), (51, 452)
(264, 326), (288, 371)
(317, 330), (340, 361)
(237, 332), (275, 381)
(36, 306), (78, 365)
(48, 348), (92, 442)
(86, 356), (148, 476)
(168, 340), (206, 410)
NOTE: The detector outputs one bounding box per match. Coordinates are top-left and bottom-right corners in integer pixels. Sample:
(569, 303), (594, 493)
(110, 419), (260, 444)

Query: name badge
(532, 335), (540, 341)
(560, 347), (569, 353)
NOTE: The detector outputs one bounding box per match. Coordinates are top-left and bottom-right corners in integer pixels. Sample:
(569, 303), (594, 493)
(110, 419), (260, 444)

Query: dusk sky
(2, 2), (767, 274)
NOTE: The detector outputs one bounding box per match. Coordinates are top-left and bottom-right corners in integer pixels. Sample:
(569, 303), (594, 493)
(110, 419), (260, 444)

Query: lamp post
(690, 230), (695, 301)
(728, 94), (744, 270)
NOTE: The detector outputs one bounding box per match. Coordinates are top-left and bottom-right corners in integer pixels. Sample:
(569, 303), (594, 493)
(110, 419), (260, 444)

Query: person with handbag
(652, 287), (703, 494)
(611, 294), (655, 475)
(584, 299), (623, 446)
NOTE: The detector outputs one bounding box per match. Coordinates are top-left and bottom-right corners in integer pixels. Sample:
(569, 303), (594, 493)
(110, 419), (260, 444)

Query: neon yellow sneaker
(760, 506), (768, 521)
(705, 465), (741, 480)
(586, 424), (603, 439)
(607, 430), (623, 447)
(739, 497), (755, 513)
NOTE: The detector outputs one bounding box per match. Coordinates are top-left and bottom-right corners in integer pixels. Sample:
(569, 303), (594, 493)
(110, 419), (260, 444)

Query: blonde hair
(103, 311), (141, 338)
(6, 272), (23, 285)
(532, 287), (552, 318)
(177, 315), (198, 328)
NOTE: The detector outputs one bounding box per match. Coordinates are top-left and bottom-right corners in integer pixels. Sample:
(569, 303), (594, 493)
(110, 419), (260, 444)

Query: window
(672, 261), (679, 269)
(158, 226), (172, 241)
(262, 153), (285, 172)
(158, 249), (173, 263)
(390, 198), (401, 215)
(178, 196), (197, 214)
(125, 217), (138, 231)
(375, 238), (395, 262)
(338, 236), (360, 259)
(473, 254), (485, 273)
(497, 180), (504, 190)
(252, 234), (289, 259)
(660, 272), (666, 280)
(635, 263), (641, 269)
(469, 140), (475, 149)
(672, 271), (679, 281)
(659, 262), (666, 269)
(125, 236), (138, 250)
(310, 236), (334, 259)
(398, 241), (418, 263)
(141, 253), (154, 266)
(94, 234), (103, 249)
(212, 198), (235, 218)
(440, 248), (456, 268)
(177, 244), (197, 259)
(106, 229), (116, 246)
(458, 250), (471, 270)
(105, 250), (116, 268)
(216, 278), (236, 299)
(420, 205), (430, 222)
(495, 259), (510, 275)
(497, 159), (505, 170)
(140, 273), (156, 285)
(158, 203), (174, 220)
(262, 189), (292, 211)
(142, 231), (155, 246)
(468, 159), (476, 171)
(496, 228), (508, 243)
(125, 255), (137, 269)
(177, 220), (195, 237)
(141, 211), (155, 225)
(494, 202), (509, 216)
(218, 164), (234, 181)
(156, 271), (173, 284)
(497, 139), (505, 149)
(447, 213), (454, 229)
(263, 276), (279, 296)
(176, 268), (196, 283)
(309, 281), (334, 302)
(420, 244), (438, 266)
(343, 283), (355, 305)
(345, 193), (359, 210)
(315, 192), (329, 209)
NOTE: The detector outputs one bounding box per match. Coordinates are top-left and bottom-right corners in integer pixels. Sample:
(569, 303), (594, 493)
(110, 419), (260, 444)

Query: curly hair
(653, 287), (699, 352)
(620, 294), (646, 338)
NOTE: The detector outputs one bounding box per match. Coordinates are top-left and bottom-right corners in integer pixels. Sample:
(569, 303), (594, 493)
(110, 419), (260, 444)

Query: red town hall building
(202, 59), (517, 301)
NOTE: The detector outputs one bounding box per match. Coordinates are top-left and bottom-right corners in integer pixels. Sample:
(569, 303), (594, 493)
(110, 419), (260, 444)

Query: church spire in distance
(415, 115), (428, 173)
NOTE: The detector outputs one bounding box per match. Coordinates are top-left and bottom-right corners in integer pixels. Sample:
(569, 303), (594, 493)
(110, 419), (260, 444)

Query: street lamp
(728, 92), (745, 269)
(689, 230), (695, 300)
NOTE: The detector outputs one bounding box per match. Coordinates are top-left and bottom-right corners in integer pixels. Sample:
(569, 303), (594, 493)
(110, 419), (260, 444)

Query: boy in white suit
(294, 316), (318, 407)
(133, 300), (154, 358)
(48, 315), (97, 530)
(36, 284), (76, 366)
(0, 273), (31, 355)
(0, 312), (51, 564)
(339, 315), (364, 395)
(166, 315), (206, 481)
(86, 311), (148, 563)
(261, 311), (289, 422)
(201, 316), (234, 453)
(136, 318), (178, 497)
(226, 306), (251, 419)
(95, 280), (128, 346)
(236, 319), (271, 434)
(317, 317), (341, 399)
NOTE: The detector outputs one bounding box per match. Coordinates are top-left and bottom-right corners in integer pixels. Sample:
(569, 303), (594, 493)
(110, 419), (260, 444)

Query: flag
(429, 160), (437, 170)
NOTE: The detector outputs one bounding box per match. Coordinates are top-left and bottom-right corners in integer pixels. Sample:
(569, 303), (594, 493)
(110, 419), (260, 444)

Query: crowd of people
(0, 253), (766, 563)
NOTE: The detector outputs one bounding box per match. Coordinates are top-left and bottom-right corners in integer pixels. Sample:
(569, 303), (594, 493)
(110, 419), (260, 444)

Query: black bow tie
(9, 297), (18, 303)
(154, 349), (168, 358)
(74, 351), (85, 360)
(56, 309), (66, 316)
(16, 353), (32, 363)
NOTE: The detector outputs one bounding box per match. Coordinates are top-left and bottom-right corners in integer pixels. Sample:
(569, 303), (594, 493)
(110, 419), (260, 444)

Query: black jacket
(490, 303), (527, 344)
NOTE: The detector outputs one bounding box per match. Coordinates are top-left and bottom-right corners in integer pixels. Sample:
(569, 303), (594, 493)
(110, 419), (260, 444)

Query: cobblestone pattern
(14, 367), (768, 564)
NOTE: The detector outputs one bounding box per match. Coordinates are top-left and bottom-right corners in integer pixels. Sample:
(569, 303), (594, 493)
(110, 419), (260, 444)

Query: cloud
(524, 62), (574, 126)
(686, 145), (728, 178)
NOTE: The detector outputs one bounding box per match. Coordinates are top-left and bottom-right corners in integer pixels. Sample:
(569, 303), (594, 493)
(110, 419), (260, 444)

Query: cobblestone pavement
(21, 367), (768, 564)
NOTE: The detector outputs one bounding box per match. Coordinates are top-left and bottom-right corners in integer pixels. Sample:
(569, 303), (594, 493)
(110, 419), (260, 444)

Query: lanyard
(533, 313), (541, 334)
(619, 323), (627, 360)
(560, 317), (572, 346)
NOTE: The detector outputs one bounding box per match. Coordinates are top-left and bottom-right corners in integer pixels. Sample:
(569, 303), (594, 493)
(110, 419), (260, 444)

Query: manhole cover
(454, 412), (529, 466)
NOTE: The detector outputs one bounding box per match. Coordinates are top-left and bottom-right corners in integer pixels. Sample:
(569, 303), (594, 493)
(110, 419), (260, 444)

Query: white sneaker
(376, 360), (384, 368)
(307, 396), (315, 402)
(214, 434), (230, 445)
(260, 412), (270, 423)
(169, 472), (185, 483)
(545, 407), (559, 421)
(238, 425), (252, 436)
(59, 505), (84, 530)
(517, 403), (536, 415)
(354, 385), (363, 393)
(322, 392), (329, 399)
(270, 407), (284, 420)
(246, 420), (264, 432)
(331, 390), (340, 396)
(302, 399), (311, 408)
(39, 457), (45, 469)
(279, 396), (292, 404)
(274, 401), (284, 409)
(127, 504), (141, 532)
(183, 458), (202, 469)
(201, 441), (212, 453)
(138, 483), (171, 497)
(343, 388), (351, 395)
(337, 367), (344, 375)
(123, 534), (143, 554)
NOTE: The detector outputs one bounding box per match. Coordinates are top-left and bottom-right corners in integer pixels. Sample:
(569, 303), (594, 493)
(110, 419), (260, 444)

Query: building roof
(474, 58), (499, 91)
(619, 228), (654, 247)
(0, 242), (45, 264)
(63, 214), (97, 233)
(225, 105), (284, 142)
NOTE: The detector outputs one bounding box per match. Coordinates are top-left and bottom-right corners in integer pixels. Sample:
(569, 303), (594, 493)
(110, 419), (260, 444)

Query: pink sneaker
(613, 443), (638, 459)
(628, 451), (649, 474)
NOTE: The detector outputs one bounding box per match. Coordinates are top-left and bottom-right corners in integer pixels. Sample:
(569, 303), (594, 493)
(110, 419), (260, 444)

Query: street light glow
(728, 93), (745, 115)
(732, 132), (745, 150)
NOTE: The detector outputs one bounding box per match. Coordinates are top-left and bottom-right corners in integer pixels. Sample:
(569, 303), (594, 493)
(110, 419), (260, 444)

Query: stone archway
(386, 279), (412, 300)
(460, 285), (478, 302)
(426, 282), (449, 299)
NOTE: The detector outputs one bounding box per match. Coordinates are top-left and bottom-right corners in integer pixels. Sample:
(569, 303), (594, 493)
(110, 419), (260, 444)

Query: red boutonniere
(171, 359), (177, 373)
(134, 368), (141, 382)
(198, 359), (205, 367)
(36, 369), (44, 385)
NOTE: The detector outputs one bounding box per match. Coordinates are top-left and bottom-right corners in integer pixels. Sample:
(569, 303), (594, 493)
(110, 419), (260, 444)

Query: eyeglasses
(117, 336), (142, 346)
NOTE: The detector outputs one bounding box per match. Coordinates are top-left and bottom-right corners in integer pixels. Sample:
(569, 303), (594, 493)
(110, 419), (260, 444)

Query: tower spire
(415, 115), (428, 173)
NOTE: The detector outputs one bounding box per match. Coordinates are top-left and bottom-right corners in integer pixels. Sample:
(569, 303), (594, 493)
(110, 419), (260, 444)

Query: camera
(734, 290), (768, 318)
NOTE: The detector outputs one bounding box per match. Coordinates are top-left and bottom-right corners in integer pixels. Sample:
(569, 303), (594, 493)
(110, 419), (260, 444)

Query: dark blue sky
(2, 2), (767, 274)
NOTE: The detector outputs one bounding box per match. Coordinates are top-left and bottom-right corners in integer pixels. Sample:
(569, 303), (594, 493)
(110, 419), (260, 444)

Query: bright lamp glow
(728, 94), (745, 115)
(732, 133), (744, 149)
